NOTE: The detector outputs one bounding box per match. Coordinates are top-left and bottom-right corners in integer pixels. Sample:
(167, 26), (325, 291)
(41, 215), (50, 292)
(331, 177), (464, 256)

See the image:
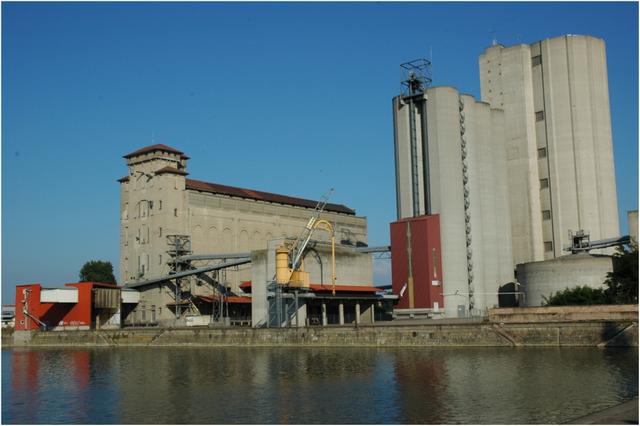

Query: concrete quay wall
(489, 305), (638, 323)
(7, 320), (637, 348)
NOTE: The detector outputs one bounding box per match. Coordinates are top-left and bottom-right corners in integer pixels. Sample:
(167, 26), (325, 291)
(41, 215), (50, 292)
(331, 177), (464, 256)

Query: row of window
(133, 305), (160, 323)
(123, 200), (181, 220)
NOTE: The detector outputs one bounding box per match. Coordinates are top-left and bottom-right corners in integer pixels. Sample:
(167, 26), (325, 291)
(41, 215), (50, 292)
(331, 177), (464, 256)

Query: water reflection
(2, 347), (637, 424)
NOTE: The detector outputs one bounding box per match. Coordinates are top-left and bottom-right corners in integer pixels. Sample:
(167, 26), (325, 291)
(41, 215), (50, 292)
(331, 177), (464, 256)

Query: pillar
(355, 303), (360, 325)
(322, 302), (327, 326)
(339, 302), (344, 325)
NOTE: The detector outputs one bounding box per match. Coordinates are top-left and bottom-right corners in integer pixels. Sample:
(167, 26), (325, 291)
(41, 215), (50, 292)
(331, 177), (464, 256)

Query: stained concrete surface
(565, 398), (638, 424)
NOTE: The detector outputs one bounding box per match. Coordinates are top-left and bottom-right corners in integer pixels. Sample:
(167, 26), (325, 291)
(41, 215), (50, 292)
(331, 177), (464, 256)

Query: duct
(127, 258), (251, 288)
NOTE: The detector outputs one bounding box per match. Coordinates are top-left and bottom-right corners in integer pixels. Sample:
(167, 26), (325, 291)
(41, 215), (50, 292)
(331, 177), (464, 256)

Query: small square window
(540, 178), (549, 189)
(544, 241), (553, 252)
(532, 55), (542, 66)
(542, 210), (551, 220)
(535, 111), (545, 121)
(537, 147), (547, 158)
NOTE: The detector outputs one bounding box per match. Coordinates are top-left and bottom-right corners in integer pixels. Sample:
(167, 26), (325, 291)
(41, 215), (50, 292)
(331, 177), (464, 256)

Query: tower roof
(123, 144), (185, 159)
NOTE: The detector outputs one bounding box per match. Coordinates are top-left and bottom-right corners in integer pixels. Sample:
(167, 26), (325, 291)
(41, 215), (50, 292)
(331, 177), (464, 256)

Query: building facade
(480, 35), (620, 265)
(393, 86), (514, 317)
(119, 144), (369, 324)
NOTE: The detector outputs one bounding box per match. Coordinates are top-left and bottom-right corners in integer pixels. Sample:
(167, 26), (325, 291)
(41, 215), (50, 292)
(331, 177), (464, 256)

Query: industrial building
(14, 282), (140, 331)
(119, 144), (387, 327)
(392, 60), (514, 317)
(480, 35), (620, 265)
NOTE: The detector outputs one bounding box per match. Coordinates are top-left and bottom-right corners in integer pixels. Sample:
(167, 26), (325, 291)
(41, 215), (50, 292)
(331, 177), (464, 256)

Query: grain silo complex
(390, 34), (624, 316)
(391, 61), (514, 318)
(480, 35), (620, 265)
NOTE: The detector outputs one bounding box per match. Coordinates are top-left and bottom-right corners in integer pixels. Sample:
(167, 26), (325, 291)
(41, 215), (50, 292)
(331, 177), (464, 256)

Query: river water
(2, 347), (637, 424)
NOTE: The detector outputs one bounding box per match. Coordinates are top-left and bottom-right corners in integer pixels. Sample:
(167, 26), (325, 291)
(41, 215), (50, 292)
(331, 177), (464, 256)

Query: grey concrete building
(516, 253), (613, 306)
(119, 144), (369, 324)
(480, 35), (620, 265)
(393, 85), (514, 317)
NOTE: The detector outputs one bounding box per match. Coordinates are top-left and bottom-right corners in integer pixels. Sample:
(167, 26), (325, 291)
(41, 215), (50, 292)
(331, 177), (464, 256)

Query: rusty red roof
(124, 144), (184, 159)
(185, 179), (355, 215)
(310, 284), (380, 293)
(198, 295), (252, 304)
(155, 166), (189, 176)
(238, 282), (380, 293)
(66, 282), (122, 289)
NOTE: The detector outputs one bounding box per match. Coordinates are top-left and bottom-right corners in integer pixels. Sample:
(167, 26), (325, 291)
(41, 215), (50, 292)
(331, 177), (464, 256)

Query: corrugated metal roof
(185, 179), (355, 215)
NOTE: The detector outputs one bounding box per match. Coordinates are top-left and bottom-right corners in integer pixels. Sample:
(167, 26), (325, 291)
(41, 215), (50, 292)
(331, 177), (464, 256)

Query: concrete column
(338, 303), (344, 325)
(355, 303), (360, 325)
(370, 303), (375, 323)
(322, 303), (327, 326)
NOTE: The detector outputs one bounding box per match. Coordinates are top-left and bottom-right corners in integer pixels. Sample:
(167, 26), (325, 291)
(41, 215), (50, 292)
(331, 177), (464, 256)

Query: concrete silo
(391, 60), (514, 318)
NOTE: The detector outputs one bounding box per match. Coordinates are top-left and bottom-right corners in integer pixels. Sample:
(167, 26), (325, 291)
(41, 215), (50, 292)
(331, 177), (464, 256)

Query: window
(540, 178), (549, 189)
(542, 210), (551, 220)
(141, 307), (146, 322)
(538, 147), (547, 159)
(151, 306), (156, 323)
(535, 110), (545, 121)
(544, 241), (553, 252)
(159, 200), (162, 210)
(532, 55), (542, 66)
(159, 254), (163, 265)
(159, 227), (163, 238)
(174, 208), (178, 217)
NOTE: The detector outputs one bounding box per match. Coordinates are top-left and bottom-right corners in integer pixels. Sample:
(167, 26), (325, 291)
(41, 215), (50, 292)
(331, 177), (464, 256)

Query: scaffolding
(166, 235), (192, 319)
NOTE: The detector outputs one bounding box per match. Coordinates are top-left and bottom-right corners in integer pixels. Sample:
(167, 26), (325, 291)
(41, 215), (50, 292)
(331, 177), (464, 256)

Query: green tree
(604, 243), (638, 304)
(79, 260), (117, 284)
(543, 285), (608, 306)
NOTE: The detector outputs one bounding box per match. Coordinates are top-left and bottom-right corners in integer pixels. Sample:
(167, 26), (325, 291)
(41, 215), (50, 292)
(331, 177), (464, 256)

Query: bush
(604, 243), (638, 304)
(543, 285), (608, 306)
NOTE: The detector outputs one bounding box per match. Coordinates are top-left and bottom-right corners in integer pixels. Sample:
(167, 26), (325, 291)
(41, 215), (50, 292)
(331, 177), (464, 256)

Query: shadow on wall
(40, 304), (75, 329)
(498, 282), (520, 308)
(601, 321), (631, 347)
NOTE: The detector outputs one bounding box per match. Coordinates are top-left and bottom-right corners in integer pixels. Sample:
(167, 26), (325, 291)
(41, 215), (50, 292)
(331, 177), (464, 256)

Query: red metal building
(390, 215), (444, 314)
(15, 282), (123, 331)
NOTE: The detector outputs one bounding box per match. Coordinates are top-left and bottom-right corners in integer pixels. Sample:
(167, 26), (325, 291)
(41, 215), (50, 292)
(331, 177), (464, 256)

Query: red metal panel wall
(15, 284), (41, 330)
(62, 283), (94, 328)
(14, 283), (96, 330)
(390, 215), (444, 310)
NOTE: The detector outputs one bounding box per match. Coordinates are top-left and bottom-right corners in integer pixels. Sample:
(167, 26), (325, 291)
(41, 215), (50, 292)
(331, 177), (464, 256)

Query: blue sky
(2, 2), (638, 303)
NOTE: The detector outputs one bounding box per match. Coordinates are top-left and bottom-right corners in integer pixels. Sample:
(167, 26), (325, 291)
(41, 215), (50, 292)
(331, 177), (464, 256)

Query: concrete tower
(480, 35), (620, 265)
(119, 144), (190, 284)
(393, 78), (514, 316)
